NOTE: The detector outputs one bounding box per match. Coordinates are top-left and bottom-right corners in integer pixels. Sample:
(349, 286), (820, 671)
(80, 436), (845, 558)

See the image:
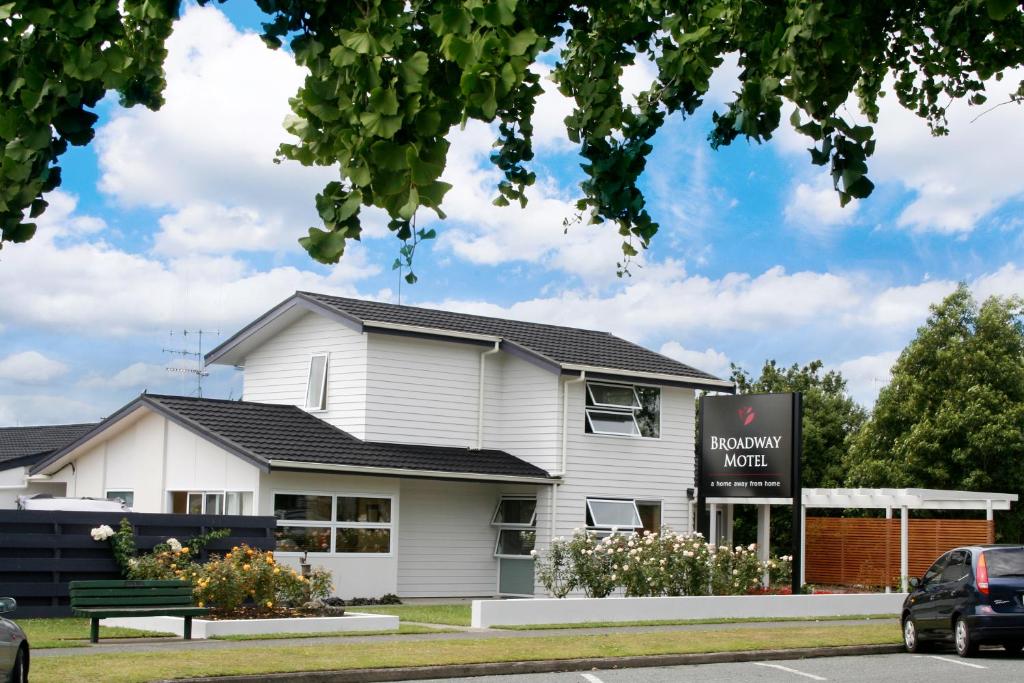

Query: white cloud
(95, 4), (337, 255)
(843, 279), (957, 329)
(784, 175), (859, 231)
(0, 192), (379, 336)
(0, 351), (69, 384)
(659, 342), (731, 379)
(835, 350), (900, 406)
(973, 263), (1024, 301)
(79, 362), (173, 390)
(0, 395), (101, 427)
(778, 70), (1024, 233)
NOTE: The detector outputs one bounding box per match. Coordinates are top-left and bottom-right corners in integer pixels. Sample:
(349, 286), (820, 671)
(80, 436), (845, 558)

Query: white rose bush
(534, 529), (793, 598)
(89, 524), (115, 541)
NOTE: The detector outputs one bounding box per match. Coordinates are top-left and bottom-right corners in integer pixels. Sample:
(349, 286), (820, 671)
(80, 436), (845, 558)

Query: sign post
(699, 392), (803, 594)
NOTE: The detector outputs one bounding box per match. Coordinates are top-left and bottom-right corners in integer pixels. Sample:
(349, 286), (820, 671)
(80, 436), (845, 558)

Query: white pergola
(707, 488), (1018, 592)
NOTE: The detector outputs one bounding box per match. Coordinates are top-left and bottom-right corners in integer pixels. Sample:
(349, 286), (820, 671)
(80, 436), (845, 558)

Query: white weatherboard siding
(46, 411), (261, 513)
(259, 471), (400, 598)
(242, 312), (368, 439)
(557, 380), (695, 534)
(397, 479), (536, 597)
(484, 354), (561, 473)
(364, 334), (482, 447)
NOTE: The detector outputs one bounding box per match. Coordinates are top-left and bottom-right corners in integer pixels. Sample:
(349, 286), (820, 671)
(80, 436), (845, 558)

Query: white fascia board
(267, 459), (558, 485)
(362, 320), (502, 343)
(561, 363), (736, 390)
(705, 497), (793, 505)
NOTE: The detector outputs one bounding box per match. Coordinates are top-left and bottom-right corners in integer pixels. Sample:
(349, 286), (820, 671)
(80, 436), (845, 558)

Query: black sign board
(700, 393), (799, 499)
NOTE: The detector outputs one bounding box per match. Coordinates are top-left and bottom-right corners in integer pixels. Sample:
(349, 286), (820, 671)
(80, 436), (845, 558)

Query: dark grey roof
(33, 394), (552, 481)
(298, 292), (724, 383)
(0, 423), (97, 469)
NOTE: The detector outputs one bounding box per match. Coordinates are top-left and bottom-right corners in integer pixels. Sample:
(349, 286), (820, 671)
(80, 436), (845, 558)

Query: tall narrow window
(305, 353), (328, 410)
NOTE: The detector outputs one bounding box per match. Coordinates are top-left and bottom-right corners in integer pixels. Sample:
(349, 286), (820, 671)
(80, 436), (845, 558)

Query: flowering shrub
(532, 541), (575, 598)
(535, 528), (791, 598)
(92, 520), (333, 614)
(90, 524), (114, 541)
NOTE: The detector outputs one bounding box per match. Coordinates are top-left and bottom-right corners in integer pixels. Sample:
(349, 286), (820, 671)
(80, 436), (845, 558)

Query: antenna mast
(163, 329), (214, 397)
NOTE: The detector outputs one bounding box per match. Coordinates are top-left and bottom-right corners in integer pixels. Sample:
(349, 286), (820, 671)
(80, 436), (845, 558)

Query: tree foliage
(728, 359), (867, 550)
(2, 1), (1023, 275)
(845, 285), (1024, 541)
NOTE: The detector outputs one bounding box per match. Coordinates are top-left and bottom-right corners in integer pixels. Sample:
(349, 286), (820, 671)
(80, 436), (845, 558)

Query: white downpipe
(558, 372), (586, 477)
(476, 341), (500, 450)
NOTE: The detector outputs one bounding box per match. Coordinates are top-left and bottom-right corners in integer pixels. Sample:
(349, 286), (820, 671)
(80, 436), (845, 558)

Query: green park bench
(69, 579), (209, 642)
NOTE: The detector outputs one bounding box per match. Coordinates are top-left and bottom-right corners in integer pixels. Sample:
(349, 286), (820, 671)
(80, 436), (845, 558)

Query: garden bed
(103, 612), (399, 639)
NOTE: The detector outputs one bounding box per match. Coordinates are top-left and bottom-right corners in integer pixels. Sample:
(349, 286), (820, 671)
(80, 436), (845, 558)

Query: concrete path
(32, 617), (897, 659)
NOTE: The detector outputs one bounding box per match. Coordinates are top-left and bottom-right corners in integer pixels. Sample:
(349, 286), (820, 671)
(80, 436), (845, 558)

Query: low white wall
(470, 593), (907, 628)
(103, 612), (398, 638)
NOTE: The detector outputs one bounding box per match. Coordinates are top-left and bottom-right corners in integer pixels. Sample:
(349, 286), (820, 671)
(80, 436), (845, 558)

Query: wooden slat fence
(0, 510), (276, 618)
(805, 517), (994, 588)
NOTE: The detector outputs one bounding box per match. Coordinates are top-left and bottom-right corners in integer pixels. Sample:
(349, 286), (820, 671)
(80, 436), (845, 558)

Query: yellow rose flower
(273, 568), (280, 575)
(198, 601), (205, 607)
(265, 601), (273, 608)
(243, 564), (251, 571)
(181, 547), (190, 554)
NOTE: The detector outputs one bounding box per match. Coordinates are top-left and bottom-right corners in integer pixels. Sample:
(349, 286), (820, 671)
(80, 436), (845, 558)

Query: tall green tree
(2, 1), (1023, 275)
(845, 285), (1024, 541)
(728, 360), (867, 550)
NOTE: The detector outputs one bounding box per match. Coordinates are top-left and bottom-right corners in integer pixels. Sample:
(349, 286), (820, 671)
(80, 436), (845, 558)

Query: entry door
(498, 558), (535, 596)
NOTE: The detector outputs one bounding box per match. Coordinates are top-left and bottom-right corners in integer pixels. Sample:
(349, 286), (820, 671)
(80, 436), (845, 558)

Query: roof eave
(560, 364), (736, 392)
(267, 459), (558, 485)
(205, 293), (364, 366)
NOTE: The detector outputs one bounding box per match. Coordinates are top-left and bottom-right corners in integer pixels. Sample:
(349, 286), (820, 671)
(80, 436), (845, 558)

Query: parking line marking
(753, 662), (827, 680)
(580, 674), (605, 683)
(929, 655), (987, 669)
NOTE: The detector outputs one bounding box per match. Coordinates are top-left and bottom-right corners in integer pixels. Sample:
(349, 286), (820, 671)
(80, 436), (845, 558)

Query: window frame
(635, 499), (663, 535)
(105, 490), (134, 508)
(586, 382), (641, 409)
(585, 497), (643, 531)
(169, 490), (253, 515)
(272, 490), (395, 557)
(583, 381), (660, 439)
(490, 496), (538, 529)
(492, 495), (538, 560)
(305, 353), (329, 411)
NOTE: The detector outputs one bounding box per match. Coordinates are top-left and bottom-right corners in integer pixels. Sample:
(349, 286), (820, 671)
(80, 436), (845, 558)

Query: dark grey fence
(0, 510), (276, 617)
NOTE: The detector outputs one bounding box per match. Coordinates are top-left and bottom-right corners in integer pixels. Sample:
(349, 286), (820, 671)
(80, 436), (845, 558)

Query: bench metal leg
(183, 615), (192, 640)
(90, 618), (99, 644)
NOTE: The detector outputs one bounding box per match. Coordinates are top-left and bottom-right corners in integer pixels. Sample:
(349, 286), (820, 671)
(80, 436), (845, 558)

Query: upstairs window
(305, 353), (328, 410)
(584, 381), (660, 438)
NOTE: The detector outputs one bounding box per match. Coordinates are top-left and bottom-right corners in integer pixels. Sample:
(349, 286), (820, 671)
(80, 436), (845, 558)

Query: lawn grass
(493, 613), (901, 630)
(30, 622), (900, 682)
(19, 618), (174, 649)
(209, 624), (456, 640)
(354, 603), (471, 626)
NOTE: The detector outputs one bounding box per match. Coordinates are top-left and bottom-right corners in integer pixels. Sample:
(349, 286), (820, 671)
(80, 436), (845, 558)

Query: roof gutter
(561, 364), (736, 392)
(267, 459), (558, 485)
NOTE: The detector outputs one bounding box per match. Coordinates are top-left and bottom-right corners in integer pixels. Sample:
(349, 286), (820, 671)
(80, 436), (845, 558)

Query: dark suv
(903, 545), (1024, 657)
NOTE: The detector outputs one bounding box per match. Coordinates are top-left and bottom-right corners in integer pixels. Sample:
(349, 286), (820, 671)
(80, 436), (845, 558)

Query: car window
(941, 550), (969, 582)
(985, 548), (1024, 577)
(923, 553), (950, 585)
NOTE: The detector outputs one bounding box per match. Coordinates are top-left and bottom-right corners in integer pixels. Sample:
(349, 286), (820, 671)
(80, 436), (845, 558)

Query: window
(584, 381), (660, 438)
(636, 500), (662, 534)
(170, 490), (251, 515)
(492, 496), (537, 558)
(491, 498), (537, 527)
(106, 490), (134, 508)
(984, 548), (1024, 578)
(940, 550), (970, 583)
(273, 493), (393, 554)
(585, 498), (643, 531)
(922, 553), (949, 585)
(305, 353), (328, 410)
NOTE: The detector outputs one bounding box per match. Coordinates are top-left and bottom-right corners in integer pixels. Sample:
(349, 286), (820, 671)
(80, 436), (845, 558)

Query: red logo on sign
(737, 406), (756, 426)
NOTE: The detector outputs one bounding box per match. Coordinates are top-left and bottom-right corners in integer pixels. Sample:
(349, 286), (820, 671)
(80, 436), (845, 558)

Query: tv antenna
(163, 329), (217, 397)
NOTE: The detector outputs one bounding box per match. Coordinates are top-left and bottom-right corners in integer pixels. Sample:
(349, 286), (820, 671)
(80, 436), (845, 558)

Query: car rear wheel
(954, 617), (979, 657)
(903, 616), (923, 653)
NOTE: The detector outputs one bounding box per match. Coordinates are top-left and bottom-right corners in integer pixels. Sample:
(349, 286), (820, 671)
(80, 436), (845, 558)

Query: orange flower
(242, 563), (251, 571)
(181, 547), (190, 554)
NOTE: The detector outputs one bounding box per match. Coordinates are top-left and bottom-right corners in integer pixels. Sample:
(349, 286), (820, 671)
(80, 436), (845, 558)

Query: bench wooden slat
(74, 606), (208, 617)
(72, 595), (196, 607)
(70, 587), (194, 599)
(70, 579), (190, 589)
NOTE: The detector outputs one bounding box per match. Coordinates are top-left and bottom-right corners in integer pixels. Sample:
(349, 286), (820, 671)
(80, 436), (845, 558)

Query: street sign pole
(791, 391), (803, 596)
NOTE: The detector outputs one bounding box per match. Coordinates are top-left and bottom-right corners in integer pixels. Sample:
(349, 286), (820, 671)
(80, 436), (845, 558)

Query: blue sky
(1, 3), (1022, 425)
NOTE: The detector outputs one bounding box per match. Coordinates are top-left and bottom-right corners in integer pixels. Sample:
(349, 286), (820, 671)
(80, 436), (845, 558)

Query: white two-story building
(15, 292), (733, 598)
